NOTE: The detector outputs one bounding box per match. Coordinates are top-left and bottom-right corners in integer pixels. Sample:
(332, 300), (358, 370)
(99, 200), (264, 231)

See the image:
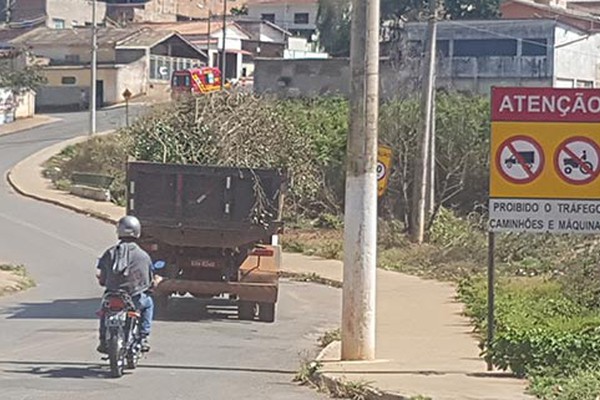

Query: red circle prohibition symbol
(496, 135), (545, 184)
(553, 136), (600, 186)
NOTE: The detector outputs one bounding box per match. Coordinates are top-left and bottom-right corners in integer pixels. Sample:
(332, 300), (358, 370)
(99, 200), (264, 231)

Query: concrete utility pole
(90, 0), (98, 135)
(220, 0), (227, 89)
(341, 0), (380, 361)
(410, 0), (437, 243)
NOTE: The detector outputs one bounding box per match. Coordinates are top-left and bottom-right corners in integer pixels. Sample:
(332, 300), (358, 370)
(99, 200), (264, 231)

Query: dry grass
(0, 264), (35, 296)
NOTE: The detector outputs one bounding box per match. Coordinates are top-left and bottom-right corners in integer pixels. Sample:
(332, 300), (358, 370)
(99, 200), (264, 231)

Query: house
(105, 0), (178, 24)
(235, 17), (290, 57)
(175, 0), (230, 20)
(403, 18), (600, 91)
(235, 16), (327, 59)
(254, 19), (600, 97)
(0, 45), (36, 124)
(0, 0), (107, 29)
(245, 0), (318, 41)
(501, 0), (600, 32)
(137, 20), (253, 80)
(104, 0), (234, 24)
(10, 27), (206, 110)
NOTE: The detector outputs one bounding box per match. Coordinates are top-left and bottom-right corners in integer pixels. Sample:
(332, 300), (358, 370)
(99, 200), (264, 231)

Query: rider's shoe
(96, 341), (108, 354)
(141, 337), (151, 353)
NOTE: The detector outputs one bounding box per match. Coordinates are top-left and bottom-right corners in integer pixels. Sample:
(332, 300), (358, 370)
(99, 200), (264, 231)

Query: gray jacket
(97, 241), (153, 296)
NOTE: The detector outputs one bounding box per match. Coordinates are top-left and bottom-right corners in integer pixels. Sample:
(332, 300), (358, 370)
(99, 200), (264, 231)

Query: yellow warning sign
(489, 87), (600, 234)
(491, 122), (600, 199)
(377, 145), (393, 197)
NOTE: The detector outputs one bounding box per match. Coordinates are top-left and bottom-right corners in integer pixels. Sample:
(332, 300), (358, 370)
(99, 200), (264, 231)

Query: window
(52, 18), (65, 29)
(172, 74), (191, 87)
(65, 54), (80, 63)
(150, 57), (157, 79)
(522, 38), (547, 56)
(437, 40), (449, 57)
(61, 76), (77, 85)
(453, 39), (517, 57)
(261, 13), (275, 23)
(294, 13), (309, 24)
(577, 80), (593, 88)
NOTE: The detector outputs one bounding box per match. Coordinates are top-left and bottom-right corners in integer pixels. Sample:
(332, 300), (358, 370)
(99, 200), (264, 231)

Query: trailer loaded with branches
(127, 161), (286, 322)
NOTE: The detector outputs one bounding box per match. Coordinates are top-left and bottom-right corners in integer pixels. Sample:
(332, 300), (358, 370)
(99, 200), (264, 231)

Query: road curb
(0, 115), (61, 137)
(309, 342), (410, 400)
(6, 169), (118, 225)
(6, 130), (120, 226)
(278, 271), (342, 288)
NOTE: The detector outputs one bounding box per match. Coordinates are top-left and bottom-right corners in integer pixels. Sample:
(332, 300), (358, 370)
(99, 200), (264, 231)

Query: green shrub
(459, 277), (600, 378)
(529, 368), (600, 400)
(43, 134), (130, 205)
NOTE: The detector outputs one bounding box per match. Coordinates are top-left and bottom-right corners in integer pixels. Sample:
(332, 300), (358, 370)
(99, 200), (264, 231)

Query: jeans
(99, 292), (154, 340)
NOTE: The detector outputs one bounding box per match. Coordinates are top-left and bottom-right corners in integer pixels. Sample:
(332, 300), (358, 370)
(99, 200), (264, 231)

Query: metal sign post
(486, 231), (495, 371)
(122, 88), (132, 127)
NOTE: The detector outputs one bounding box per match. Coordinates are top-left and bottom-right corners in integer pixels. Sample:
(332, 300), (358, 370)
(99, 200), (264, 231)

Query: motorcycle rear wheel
(108, 335), (124, 378)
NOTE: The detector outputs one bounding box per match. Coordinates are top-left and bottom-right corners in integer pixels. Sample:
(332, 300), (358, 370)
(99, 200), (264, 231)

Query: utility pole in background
(220, 0), (227, 89)
(90, 0), (98, 135)
(5, 0), (12, 24)
(411, 0), (437, 243)
(341, 0), (380, 361)
(428, 99), (436, 214)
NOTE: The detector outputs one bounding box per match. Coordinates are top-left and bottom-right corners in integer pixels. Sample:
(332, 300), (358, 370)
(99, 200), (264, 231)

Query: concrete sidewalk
(7, 135), (533, 400)
(0, 115), (60, 137)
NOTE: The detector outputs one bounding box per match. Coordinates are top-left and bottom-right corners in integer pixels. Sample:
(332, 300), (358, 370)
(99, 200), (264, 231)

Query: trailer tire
(258, 302), (275, 323)
(238, 301), (256, 321)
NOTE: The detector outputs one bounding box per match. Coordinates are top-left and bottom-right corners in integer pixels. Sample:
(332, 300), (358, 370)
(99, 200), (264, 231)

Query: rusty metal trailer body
(126, 161), (285, 322)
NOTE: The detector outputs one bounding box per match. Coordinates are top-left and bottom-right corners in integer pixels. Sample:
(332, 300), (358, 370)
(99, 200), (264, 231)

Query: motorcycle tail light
(106, 297), (126, 311)
(251, 248), (274, 257)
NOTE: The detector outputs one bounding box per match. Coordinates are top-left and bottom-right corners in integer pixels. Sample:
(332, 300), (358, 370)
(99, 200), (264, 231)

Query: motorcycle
(97, 260), (166, 378)
(99, 290), (143, 378)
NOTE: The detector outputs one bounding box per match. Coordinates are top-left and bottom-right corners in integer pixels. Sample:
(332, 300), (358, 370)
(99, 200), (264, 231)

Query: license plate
(191, 259), (217, 268)
(106, 314), (125, 327)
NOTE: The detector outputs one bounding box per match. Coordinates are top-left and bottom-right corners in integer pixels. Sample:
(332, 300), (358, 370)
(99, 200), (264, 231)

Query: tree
(0, 49), (47, 95)
(316, 0), (352, 57)
(382, 0), (500, 20)
(231, 4), (248, 15)
(444, 0), (500, 19)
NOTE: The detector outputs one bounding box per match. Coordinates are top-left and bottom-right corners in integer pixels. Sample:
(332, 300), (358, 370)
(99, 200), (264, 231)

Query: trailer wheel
(238, 301), (256, 321)
(258, 302), (275, 323)
(153, 294), (169, 319)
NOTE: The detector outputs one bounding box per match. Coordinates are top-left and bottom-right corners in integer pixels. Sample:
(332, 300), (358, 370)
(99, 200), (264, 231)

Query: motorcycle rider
(96, 215), (156, 354)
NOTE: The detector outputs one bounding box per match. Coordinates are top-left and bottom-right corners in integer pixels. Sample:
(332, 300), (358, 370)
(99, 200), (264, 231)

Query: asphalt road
(0, 109), (340, 400)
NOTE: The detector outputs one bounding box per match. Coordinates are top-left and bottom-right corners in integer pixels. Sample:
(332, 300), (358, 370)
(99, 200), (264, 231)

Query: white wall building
(246, 0), (318, 41)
